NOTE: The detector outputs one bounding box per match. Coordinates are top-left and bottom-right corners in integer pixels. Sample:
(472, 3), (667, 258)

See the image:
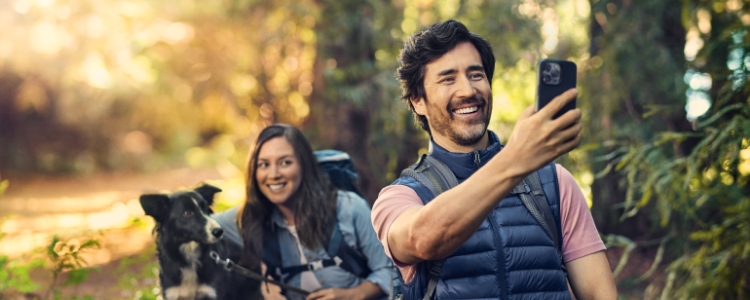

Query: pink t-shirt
(371, 164), (605, 283)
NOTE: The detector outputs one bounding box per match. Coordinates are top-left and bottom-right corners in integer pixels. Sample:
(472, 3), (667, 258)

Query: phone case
(535, 59), (577, 119)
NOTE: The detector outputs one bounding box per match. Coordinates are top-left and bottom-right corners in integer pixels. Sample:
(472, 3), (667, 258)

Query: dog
(139, 183), (263, 300)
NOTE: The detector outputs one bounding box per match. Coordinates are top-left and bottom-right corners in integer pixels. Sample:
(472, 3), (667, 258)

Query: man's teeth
(269, 184), (285, 190)
(454, 106), (479, 114)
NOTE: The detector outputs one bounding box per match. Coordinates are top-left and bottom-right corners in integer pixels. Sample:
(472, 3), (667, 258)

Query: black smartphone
(535, 59), (577, 119)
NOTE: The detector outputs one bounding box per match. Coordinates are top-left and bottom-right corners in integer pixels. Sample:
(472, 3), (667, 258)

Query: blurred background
(0, 0), (748, 299)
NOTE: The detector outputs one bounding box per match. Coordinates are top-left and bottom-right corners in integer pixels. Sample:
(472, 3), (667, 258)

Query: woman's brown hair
(237, 124), (337, 268)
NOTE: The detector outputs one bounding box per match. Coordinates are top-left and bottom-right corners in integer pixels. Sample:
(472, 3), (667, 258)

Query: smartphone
(536, 59), (577, 119)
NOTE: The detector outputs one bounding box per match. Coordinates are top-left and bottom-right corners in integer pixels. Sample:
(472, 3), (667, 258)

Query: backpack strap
(515, 167), (567, 275)
(328, 222), (372, 278)
(527, 170), (560, 250)
(262, 227), (286, 294)
(261, 213), (372, 294)
(401, 157), (566, 299)
(400, 154), (459, 198)
(399, 154), (458, 300)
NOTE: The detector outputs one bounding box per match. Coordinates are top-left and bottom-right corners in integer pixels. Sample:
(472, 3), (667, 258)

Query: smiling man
(371, 20), (617, 299)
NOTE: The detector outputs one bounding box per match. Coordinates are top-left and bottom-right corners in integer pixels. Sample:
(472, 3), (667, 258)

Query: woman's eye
(183, 210), (193, 217)
(281, 160), (292, 166)
(258, 162), (268, 168)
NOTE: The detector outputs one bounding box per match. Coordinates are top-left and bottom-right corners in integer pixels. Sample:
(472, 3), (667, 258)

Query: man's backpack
(261, 149), (371, 294)
(400, 154), (565, 300)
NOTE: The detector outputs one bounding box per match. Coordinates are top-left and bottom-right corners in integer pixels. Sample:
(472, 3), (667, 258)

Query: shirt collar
(428, 131), (503, 181)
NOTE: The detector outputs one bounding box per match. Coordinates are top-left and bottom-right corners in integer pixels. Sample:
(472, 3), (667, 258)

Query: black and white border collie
(139, 184), (262, 300)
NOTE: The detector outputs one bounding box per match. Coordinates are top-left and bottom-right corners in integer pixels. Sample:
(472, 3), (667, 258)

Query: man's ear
(139, 194), (170, 222)
(411, 97), (427, 116)
(194, 183), (222, 207)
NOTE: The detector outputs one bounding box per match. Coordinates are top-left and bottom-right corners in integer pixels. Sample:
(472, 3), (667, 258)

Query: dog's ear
(194, 183), (222, 206)
(139, 194), (170, 222)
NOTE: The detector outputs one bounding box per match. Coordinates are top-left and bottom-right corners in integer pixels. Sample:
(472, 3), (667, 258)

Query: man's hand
(503, 88), (582, 177)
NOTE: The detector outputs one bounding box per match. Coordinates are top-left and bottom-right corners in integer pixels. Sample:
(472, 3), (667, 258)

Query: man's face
(413, 42), (492, 148)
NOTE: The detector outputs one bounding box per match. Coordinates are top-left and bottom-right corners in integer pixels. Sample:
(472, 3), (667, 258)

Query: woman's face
(255, 137), (303, 207)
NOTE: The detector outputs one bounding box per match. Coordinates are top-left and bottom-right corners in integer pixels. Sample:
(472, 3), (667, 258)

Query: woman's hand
(305, 288), (356, 300)
(305, 280), (384, 300)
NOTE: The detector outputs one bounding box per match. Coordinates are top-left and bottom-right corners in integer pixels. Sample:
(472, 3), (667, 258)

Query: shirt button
(320, 278), (326, 284)
(307, 255), (312, 259)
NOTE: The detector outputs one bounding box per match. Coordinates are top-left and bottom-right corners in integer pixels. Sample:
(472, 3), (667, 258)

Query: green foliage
(596, 2), (750, 297)
(112, 249), (161, 300)
(0, 180), (8, 196)
(0, 255), (45, 294)
(44, 235), (101, 298)
(583, 0), (750, 298)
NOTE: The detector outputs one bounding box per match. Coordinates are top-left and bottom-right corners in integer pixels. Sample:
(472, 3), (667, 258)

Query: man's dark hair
(397, 20), (496, 133)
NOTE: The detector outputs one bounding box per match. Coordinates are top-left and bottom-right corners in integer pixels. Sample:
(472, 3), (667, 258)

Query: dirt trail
(0, 168), (284, 299)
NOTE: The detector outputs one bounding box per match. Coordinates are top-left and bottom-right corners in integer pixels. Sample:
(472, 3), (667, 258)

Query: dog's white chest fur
(164, 242), (217, 300)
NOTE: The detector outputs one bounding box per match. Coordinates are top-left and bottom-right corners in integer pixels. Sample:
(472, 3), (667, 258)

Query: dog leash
(209, 250), (311, 296)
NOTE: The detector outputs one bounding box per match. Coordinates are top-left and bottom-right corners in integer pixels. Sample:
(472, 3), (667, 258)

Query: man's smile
(453, 106), (480, 114)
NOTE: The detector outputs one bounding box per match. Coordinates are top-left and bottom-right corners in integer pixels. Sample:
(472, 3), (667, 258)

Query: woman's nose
(270, 166), (282, 178)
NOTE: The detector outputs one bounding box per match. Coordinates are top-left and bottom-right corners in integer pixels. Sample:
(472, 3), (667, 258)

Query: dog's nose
(211, 228), (224, 238)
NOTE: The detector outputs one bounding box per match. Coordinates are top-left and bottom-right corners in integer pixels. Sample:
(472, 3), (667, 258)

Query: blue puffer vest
(392, 132), (570, 300)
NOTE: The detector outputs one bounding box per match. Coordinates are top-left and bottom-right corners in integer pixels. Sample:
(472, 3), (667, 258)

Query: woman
(237, 124), (391, 300)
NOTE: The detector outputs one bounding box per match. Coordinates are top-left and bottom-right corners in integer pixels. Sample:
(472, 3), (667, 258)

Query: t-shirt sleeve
(370, 184), (424, 283)
(556, 164), (607, 262)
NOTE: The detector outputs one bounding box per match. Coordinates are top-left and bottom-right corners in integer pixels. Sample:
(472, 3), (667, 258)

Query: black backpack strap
(327, 221), (372, 278)
(274, 241), (370, 282)
(262, 226), (287, 295)
(399, 155), (459, 300)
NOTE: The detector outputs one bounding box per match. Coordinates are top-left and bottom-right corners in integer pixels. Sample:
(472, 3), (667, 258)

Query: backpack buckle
(333, 256), (343, 267)
(309, 260), (325, 271)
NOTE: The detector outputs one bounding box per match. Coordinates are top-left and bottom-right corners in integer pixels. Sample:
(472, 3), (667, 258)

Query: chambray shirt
(212, 191), (393, 299)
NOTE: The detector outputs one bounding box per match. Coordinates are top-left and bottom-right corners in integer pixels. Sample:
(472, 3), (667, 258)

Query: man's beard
(428, 95), (491, 147)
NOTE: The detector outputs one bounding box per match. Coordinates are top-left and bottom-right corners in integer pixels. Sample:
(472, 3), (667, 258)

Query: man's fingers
(560, 132), (582, 153)
(519, 104), (535, 119)
(553, 108), (582, 129)
(557, 121), (583, 143)
(539, 88), (578, 119)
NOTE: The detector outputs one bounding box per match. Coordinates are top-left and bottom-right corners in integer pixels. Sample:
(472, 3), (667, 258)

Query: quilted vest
(392, 132), (570, 300)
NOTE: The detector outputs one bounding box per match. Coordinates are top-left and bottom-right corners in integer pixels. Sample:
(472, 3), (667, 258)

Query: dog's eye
(183, 210), (193, 217)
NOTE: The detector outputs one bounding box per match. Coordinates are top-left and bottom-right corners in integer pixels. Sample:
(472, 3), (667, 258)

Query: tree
(586, 0), (750, 297)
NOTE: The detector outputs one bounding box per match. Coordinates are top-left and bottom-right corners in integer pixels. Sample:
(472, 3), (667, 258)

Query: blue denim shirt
(212, 191), (393, 299)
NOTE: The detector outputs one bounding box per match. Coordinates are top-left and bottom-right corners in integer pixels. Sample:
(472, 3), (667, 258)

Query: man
(371, 20), (617, 299)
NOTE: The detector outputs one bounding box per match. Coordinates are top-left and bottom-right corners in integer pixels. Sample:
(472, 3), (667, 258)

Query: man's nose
(456, 76), (475, 98)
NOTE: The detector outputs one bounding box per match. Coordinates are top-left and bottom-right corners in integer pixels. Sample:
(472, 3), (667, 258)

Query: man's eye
(183, 210), (193, 217)
(471, 73), (485, 79)
(441, 77), (455, 83)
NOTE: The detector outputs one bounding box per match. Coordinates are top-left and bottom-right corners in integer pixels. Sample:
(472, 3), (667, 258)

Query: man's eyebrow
(437, 68), (457, 77)
(468, 65), (485, 72)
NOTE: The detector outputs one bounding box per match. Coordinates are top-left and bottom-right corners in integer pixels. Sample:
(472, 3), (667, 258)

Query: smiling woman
(222, 124), (393, 300)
